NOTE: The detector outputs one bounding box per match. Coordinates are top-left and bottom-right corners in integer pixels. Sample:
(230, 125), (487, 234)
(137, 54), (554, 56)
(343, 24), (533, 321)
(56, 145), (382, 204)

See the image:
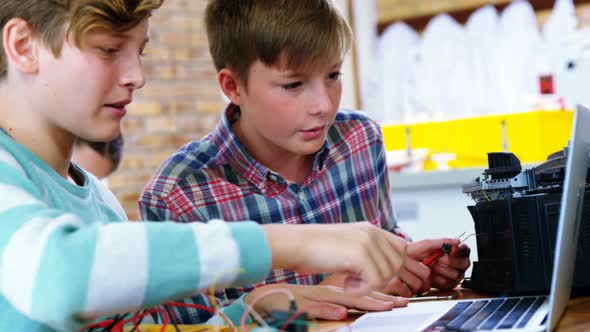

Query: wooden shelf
(377, 0), (590, 33)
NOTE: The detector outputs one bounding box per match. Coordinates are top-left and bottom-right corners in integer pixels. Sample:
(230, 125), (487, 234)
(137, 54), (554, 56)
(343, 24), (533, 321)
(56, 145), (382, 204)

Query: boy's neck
(232, 120), (313, 185)
(0, 94), (75, 178)
(267, 155), (314, 185)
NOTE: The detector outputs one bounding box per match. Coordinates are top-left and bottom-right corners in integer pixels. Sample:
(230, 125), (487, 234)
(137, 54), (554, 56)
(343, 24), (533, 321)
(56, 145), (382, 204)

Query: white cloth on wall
(544, 0), (577, 48)
(352, 0), (379, 113)
(465, 5), (500, 115)
(366, 22), (419, 124)
(543, 0), (578, 98)
(412, 14), (472, 120)
(494, 0), (543, 114)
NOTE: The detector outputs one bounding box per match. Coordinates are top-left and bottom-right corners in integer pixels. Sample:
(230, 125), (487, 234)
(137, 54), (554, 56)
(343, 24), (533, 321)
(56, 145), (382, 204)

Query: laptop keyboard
(422, 296), (547, 331)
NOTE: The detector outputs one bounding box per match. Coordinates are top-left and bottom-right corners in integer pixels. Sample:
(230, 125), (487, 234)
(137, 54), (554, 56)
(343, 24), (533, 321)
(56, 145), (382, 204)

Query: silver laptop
(345, 105), (590, 332)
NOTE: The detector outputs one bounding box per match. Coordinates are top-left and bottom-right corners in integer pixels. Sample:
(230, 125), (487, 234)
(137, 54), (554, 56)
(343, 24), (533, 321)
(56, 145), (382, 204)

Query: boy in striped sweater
(0, 1), (409, 331)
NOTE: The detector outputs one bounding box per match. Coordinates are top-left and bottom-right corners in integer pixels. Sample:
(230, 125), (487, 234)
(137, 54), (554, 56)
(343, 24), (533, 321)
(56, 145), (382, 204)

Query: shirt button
(269, 175), (277, 181)
(259, 181), (266, 188)
(298, 192), (305, 200)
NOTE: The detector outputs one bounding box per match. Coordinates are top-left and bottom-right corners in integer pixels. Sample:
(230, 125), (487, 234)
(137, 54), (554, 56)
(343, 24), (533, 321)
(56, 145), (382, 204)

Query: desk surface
(136, 290), (590, 331)
(309, 289), (590, 332)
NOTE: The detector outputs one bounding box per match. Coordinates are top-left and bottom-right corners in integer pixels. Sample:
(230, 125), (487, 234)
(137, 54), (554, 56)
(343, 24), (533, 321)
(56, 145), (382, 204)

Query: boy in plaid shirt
(140, 0), (470, 324)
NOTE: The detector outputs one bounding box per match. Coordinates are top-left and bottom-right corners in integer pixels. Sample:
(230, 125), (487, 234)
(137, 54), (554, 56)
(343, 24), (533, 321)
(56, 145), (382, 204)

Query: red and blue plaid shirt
(139, 104), (409, 324)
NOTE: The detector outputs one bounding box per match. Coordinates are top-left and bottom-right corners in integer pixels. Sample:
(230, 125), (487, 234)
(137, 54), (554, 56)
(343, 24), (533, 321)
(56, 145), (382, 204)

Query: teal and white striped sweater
(0, 130), (271, 331)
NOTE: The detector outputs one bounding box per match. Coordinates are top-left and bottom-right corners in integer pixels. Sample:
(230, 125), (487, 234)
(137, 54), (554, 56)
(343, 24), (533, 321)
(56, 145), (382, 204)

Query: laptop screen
(547, 104), (590, 331)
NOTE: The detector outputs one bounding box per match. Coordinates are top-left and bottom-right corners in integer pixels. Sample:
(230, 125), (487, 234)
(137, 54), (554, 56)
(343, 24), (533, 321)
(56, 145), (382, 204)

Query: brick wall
(110, 0), (224, 220)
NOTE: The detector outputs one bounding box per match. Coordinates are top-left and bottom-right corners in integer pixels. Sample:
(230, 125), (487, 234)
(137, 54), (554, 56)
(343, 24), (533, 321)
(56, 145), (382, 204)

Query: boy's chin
(82, 129), (120, 142)
(295, 142), (325, 156)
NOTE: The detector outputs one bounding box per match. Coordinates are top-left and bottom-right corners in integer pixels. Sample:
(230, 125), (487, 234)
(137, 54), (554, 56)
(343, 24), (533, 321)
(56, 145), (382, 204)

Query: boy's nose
(120, 56), (146, 90)
(308, 84), (332, 115)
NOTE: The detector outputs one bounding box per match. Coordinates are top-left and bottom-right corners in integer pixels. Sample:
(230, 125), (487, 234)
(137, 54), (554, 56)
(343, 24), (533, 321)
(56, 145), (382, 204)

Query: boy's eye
(100, 47), (120, 55)
(281, 81), (302, 90)
(328, 71), (342, 80)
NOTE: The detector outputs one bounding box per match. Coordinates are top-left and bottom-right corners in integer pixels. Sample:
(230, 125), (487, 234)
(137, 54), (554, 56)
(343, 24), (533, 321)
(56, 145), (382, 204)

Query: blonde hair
(0, 0), (163, 79)
(205, 0), (352, 88)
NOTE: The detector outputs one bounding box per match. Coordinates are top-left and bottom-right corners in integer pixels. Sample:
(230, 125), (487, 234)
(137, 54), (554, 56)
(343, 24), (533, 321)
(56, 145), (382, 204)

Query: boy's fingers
(304, 302), (348, 320)
(431, 263), (464, 281)
(368, 236), (395, 285)
(383, 232), (408, 273)
(437, 248), (470, 271)
(368, 292), (410, 307)
(311, 286), (400, 311)
(343, 275), (370, 295)
(399, 259), (431, 293)
(384, 277), (413, 297)
(398, 267), (424, 294)
(374, 231), (404, 283)
(451, 243), (471, 259)
(408, 238), (460, 260)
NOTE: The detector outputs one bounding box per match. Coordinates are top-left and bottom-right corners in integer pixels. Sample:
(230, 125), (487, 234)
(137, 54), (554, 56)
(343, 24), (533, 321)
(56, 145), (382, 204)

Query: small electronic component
(422, 242), (452, 267)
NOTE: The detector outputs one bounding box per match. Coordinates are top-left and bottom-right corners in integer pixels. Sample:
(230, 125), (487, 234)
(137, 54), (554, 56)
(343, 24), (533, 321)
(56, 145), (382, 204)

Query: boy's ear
(218, 68), (244, 105)
(2, 18), (39, 75)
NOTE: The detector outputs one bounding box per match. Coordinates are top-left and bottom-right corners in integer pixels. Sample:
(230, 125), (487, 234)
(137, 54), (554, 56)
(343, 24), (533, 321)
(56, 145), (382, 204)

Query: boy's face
(33, 18), (150, 142)
(233, 56), (342, 159)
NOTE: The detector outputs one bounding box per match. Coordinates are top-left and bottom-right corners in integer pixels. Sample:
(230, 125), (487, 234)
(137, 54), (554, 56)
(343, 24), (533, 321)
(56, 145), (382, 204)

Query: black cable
(163, 304), (181, 332)
(129, 310), (147, 332)
(100, 314), (124, 332)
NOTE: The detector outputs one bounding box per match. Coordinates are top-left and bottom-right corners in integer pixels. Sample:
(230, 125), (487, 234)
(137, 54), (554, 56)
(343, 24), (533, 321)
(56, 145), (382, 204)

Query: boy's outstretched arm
(1, 162), (407, 331)
(0, 158), (271, 331)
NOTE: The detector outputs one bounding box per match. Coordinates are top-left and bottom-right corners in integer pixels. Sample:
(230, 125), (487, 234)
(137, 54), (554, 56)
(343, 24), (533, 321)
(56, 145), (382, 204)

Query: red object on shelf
(539, 74), (554, 95)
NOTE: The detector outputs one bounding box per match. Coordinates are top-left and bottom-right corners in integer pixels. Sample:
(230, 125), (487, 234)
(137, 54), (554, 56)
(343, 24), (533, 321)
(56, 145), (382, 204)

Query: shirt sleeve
(139, 182), (208, 223)
(0, 160), (271, 331)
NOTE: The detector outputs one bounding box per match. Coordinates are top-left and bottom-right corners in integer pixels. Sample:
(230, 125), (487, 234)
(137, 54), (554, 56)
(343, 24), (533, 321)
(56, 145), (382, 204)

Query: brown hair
(205, 0), (352, 87)
(0, 0), (164, 79)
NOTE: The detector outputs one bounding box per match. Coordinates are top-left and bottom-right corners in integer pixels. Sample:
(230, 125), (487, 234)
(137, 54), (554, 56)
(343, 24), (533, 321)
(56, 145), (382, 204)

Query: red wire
(279, 308), (309, 332)
(164, 301), (217, 314)
(79, 319), (116, 332)
(422, 249), (445, 267)
(79, 302), (222, 331)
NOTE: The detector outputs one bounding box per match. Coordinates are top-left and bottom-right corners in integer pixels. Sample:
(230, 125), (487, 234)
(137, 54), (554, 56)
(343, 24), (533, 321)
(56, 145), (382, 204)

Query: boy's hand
(429, 242), (471, 290)
(245, 284), (409, 320)
(263, 222), (407, 295)
(382, 238), (470, 296)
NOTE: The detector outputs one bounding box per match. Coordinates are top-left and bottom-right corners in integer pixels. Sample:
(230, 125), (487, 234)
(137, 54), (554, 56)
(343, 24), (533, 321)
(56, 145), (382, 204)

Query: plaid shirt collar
(210, 104), (330, 190)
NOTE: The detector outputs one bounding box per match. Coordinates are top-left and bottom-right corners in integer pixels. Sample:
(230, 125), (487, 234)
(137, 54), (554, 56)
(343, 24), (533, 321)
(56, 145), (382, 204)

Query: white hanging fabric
(366, 22), (419, 124)
(352, 0), (379, 113)
(465, 5), (500, 115)
(412, 14), (471, 120)
(494, 0), (543, 114)
(543, 0), (578, 99)
(543, 0), (577, 47)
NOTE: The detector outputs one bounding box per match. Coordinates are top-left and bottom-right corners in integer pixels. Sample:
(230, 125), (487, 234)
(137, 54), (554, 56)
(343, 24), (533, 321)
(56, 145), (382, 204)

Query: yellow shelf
(381, 110), (574, 169)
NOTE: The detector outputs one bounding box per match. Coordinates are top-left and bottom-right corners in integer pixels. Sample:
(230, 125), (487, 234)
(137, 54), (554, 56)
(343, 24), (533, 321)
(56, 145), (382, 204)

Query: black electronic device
(461, 148), (590, 294)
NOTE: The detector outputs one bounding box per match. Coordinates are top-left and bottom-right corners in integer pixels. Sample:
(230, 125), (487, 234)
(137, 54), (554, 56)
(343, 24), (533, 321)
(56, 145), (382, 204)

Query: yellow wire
(482, 191), (491, 202)
(208, 268), (245, 311)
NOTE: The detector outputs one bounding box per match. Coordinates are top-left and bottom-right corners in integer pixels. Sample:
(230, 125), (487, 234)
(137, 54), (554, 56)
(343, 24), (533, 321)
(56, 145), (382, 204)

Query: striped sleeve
(0, 158), (271, 331)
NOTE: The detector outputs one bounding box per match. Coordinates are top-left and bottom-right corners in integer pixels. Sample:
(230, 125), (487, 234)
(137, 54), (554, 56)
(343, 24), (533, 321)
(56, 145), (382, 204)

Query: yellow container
(381, 110), (574, 169)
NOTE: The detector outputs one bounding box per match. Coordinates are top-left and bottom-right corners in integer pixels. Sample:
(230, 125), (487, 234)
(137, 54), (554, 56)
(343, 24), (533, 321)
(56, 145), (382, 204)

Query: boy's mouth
(300, 125), (326, 139)
(103, 100), (131, 117)
(104, 99), (131, 109)
(301, 125), (326, 132)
